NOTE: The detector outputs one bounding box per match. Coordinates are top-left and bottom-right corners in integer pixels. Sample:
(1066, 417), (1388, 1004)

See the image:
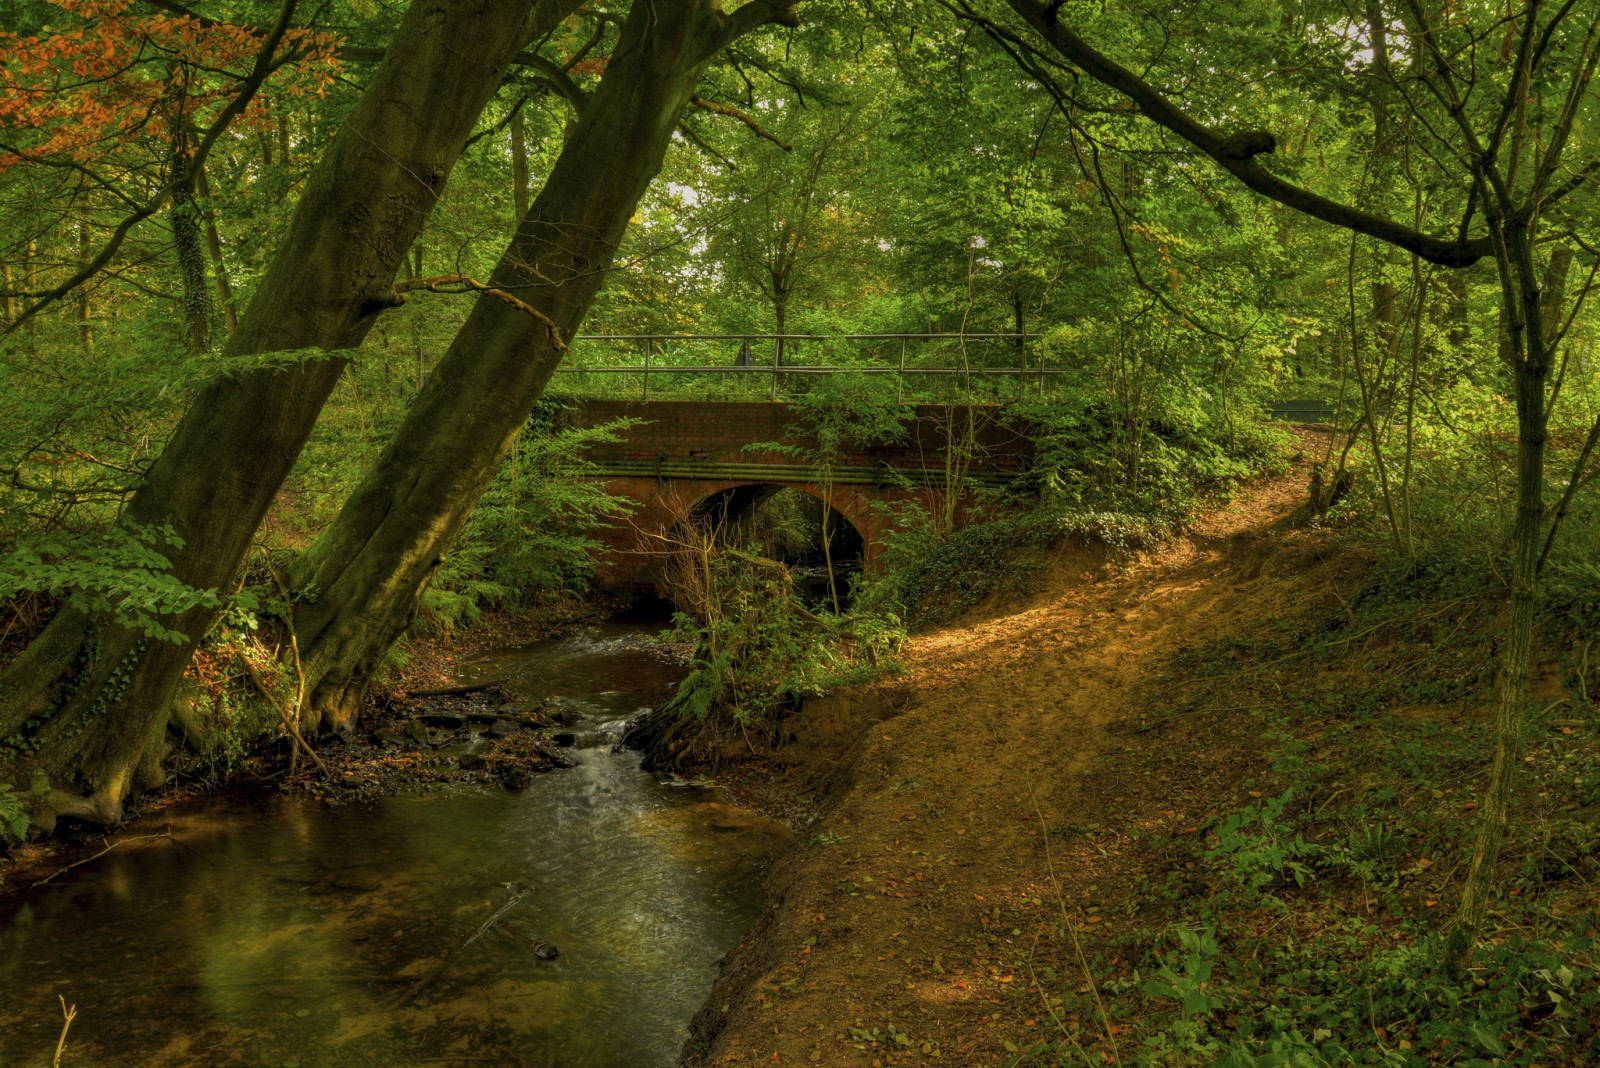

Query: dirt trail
(688, 450), (1363, 1066)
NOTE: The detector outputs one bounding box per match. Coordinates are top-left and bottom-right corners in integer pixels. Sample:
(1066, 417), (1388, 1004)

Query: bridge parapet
(563, 400), (1033, 481)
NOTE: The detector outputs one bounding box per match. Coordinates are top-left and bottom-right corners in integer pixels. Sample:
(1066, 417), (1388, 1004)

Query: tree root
(32, 787), (124, 832)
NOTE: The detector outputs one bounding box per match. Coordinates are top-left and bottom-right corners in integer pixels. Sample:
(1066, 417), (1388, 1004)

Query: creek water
(0, 626), (788, 1068)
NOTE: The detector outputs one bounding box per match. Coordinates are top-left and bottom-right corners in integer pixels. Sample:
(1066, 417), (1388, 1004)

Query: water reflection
(0, 626), (786, 1068)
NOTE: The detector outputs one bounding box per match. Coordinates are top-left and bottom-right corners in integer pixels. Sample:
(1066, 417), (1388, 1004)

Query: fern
(0, 784), (29, 844)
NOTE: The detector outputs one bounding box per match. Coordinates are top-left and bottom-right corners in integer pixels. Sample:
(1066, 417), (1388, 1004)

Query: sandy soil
(685, 436), (1377, 1066)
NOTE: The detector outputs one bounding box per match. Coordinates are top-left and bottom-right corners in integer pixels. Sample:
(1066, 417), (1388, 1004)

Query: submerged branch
(32, 830), (172, 889)
(392, 883), (534, 1007)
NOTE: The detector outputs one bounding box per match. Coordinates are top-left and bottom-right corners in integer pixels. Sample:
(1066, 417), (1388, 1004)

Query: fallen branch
(33, 831), (171, 889)
(235, 652), (332, 778)
(392, 274), (568, 353)
(404, 679), (509, 698)
(392, 883), (534, 1007)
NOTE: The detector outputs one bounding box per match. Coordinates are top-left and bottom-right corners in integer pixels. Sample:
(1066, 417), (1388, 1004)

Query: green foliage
(770, 371), (912, 463)
(1202, 795), (1316, 905)
(0, 524), (220, 643)
(1013, 389), (1290, 537)
(879, 397), (1286, 628)
(190, 684), (275, 778)
(651, 546), (904, 761)
(1081, 577), (1600, 1068)
(0, 783), (29, 844)
(415, 404), (640, 635)
(1139, 926), (1228, 1062)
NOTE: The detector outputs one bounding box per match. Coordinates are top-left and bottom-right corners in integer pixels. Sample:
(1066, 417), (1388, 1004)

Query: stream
(0, 626), (789, 1068)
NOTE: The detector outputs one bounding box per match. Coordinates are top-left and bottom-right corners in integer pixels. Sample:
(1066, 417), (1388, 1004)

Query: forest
(0, 0), (1598, 1065)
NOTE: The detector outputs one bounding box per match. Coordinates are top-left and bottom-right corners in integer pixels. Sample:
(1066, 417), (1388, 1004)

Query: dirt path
(687, 451), (1365, 1065)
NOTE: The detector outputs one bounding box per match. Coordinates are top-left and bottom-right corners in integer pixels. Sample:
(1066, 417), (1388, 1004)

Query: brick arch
(684, 480), (878, 555)
(589, 476), (899, 588)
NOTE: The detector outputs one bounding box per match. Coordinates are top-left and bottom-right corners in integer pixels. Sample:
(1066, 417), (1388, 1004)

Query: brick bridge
(558, 401), (1035, 588)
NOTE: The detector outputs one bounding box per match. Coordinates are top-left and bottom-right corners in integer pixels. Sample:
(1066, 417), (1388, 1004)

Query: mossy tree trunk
(0, 0), (573, 828)
(287, 0), (801, 734)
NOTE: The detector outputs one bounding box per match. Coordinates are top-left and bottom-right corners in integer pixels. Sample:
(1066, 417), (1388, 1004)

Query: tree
(980, 0), (1600, 967)
(286, 0), (805, 733)
(0, 0), (578, 828)
(0, 0), (340, 347)
(710, 103), (877, 339)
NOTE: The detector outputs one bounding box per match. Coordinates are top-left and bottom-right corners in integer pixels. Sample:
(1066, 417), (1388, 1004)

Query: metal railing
(554, 332), (1049, 401)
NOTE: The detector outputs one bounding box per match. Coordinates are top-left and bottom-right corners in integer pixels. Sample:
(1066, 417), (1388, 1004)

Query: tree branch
(392, 274), (568, 352)
(1537, 412), (1600, 576)
(525, 53), (589, 112)
(690, 95), (792, 150)
(707, 0), (800, 60)
(997, 0), (1493, 267)
(676, 121), (738, 170)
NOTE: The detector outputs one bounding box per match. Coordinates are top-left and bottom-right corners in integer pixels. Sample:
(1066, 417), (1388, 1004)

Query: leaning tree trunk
(288, 0), (800, 734)
(0, 0), (575, 829)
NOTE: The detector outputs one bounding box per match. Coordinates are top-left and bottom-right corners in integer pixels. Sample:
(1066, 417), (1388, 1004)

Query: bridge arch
(592, 476), (889, 590)
(685, 481), (871, 561)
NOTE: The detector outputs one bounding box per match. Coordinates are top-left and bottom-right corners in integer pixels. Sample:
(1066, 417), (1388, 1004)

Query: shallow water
(0, 626), (787, 1068)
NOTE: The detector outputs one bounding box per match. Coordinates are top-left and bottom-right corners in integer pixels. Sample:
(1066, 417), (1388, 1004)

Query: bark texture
(288, 0), (799, 733)
(0, 0), (575, 827)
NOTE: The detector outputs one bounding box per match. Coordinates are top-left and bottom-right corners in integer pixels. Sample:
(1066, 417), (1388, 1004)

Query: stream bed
(0, 626), (788, 1068)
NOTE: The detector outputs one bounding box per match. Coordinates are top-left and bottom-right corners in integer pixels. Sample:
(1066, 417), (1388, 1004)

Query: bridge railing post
(642, 338), (651, 401)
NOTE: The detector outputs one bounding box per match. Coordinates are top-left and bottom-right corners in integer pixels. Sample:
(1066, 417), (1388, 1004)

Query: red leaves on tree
(0, 0), (339, 171)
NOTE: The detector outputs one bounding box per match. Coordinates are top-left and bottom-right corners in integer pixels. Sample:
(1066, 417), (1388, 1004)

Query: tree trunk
(287, 0), (798, 734)
(1444, 267), (1470, 352)
(1446, 239), (1571, 966)
(22, 239), (37, 355)
(75, 216), (93, 353)
(171, 147), (214, 354)
(197, 163), (238, 336)
(511, 104), (531, 223)
(0, 0), (575, 829)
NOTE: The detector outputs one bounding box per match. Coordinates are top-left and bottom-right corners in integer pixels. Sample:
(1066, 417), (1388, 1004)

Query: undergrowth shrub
(631, 522), (904, 767)
(0, 524), (222, 644)
(1068, 578), (1600, 1068)
(0, 783), (28, 845)
(415, 401), (640, 636)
